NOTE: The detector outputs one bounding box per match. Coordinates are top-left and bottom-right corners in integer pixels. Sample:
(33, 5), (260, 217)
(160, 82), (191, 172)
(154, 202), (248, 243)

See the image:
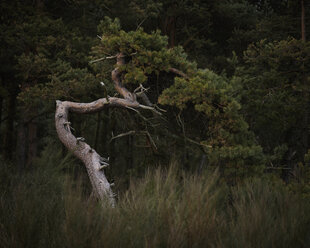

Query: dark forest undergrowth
(0, 155), (309, 248)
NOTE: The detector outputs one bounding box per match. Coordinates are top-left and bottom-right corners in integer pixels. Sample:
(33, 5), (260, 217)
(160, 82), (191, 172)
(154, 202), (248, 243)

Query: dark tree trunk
(161, 15), (177, 48)
(16, 119), (27, 171)
(301, 0), (306, 41)
(0, 96), (2, 126)
(27, 121), (37, 166)
(3, 93), (16, 160)
(36, 0), (44, 12)
(301, 0), (308, 159)
(93, 112), (101, 150)
(0, 96), (3, 149)
(126, 135), (133, 170)
(168, 17), (176, 48)
(108, 109), (116, 169)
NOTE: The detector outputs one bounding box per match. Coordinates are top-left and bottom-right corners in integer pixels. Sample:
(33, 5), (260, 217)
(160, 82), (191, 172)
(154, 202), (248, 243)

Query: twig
(144, 131), (157, 151)
(136, 17), (148, 30)
(89, 55), (118, 64)
(110, 130), (136, 142)
(139, 104), (162, 115)
(266, 167), (291, 170)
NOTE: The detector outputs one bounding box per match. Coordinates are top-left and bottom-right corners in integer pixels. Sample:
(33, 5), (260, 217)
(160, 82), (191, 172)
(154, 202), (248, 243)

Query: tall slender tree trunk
(36, 0), (44, 12)
(108, 109), (116, 169)
(0, 96), (3, 149)
(94, 112), (101, 150)
(126, 135), (133, 170)
(3, 93), (16, 160)
(0, 96), (2, 125)
(27, 121), (37, 166)
(161, 16), (177, 48)
(168, 17), (176, 48)
(16, 118), (27, 171)
(301, 0), (309, 159)
(301, 0), (306, 41)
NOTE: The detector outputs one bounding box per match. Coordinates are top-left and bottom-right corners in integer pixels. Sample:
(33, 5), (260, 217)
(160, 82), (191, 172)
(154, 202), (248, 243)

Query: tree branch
(111, 53), (137, 101)
(169, 68), (189, 80)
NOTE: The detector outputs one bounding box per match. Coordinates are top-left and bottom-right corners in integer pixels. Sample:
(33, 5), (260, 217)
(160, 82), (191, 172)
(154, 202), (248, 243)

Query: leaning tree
(55, 18), (264, 205)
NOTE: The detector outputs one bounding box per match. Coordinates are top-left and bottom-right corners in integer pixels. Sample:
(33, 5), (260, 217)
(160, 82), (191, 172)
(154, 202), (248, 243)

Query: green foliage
(235, 38), (310, 164)
(92, 17), (196, 86)
(8, 15), (99, 110)
(160, 68), (265, 177)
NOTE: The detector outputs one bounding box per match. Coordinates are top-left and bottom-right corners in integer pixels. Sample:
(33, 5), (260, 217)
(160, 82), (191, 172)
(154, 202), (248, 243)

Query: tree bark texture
(55, 98), (140, 206)
(55, 53), (149, 205)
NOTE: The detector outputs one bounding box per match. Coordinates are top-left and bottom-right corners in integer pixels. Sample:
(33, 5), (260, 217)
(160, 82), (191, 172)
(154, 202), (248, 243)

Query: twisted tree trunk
(55, 53), (153, 206)
(55, 97), (140, 206)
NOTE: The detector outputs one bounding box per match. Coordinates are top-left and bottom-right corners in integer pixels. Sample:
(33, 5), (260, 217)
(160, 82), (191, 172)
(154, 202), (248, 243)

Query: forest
(0, 0), (309, 247)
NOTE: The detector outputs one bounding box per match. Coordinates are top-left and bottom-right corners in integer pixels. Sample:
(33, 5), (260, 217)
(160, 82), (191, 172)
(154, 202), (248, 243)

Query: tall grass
(0, 159), (309, 248)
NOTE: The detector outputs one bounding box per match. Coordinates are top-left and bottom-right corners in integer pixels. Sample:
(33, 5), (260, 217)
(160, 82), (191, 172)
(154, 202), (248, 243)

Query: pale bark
(55, 98), (140, 206)
(55, 53), (150, 205)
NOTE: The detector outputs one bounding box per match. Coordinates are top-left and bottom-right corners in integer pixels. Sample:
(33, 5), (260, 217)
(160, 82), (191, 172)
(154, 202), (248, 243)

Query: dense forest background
(0, 0), (310, 247)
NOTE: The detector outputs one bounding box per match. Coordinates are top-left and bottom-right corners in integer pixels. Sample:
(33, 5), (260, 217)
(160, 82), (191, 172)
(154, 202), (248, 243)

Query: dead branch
(169, 67), (189, 80)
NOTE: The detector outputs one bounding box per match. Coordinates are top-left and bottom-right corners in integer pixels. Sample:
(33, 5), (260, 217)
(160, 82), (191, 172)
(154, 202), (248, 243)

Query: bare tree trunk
(16, 119), (26, 171)
(0, 96), (3, 150)
(36, 0), (44, 12)
(27, 121), (37, 166)
(93, 112), (101, 150)
(4, 93), (16, 160)
(301, 0), (309, 159)
(126, 135), (133, 170)
(0, 96), (2, 126)
(55, 98), (139, 206)
(161, 16), (176, 48)
(301, 0), (306, 41)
